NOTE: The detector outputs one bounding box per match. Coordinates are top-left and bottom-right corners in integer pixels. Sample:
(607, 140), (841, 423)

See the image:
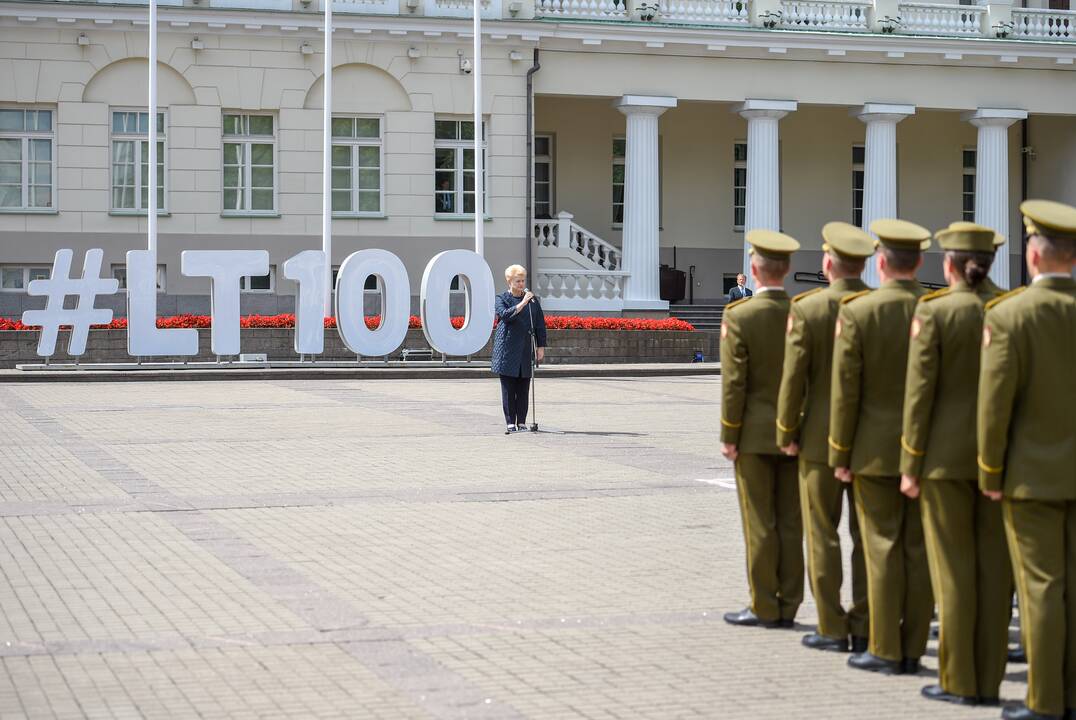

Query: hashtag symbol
(22, 249), (119, 358)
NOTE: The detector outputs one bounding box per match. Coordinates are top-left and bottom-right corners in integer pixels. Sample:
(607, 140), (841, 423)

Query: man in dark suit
(729, 273), (754, 301)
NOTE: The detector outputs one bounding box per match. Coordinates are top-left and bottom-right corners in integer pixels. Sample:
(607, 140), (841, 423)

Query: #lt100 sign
(22, 247), (497, 360)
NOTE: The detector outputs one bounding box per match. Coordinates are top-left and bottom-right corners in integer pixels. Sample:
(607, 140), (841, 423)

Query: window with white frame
(962, 148), (976, 222)
(331, 117), (382, 216)
(612, 137), (625, 225)
(240, 266), (275, 293)
(111, 110), (166, 213)
(852, 144), (865, 227)
(1, 265), (50, 291)
(534, 134), (554, 219)
(222, 114), (275, 215)
(0, 108), (54, 211)
(111, 263), (166, 292)
(434, 119), (486, 216)
(733, 142), (747, 230)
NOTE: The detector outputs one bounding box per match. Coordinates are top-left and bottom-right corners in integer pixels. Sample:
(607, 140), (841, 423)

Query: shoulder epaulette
(840, 290), (871, 306)
(919, 288), (951, 304)
(792, 287), (824, 304)
(985, 286), (1027, 311)
(725, 297), (751, 312)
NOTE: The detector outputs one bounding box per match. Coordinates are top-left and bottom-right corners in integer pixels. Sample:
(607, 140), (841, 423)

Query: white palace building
(0, 0), (1074, 318)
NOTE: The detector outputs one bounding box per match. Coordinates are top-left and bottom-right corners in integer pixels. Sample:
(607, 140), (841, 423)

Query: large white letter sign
(182, 250), (269, 356)
(420, 250), (495, 357)
(127, 250), (198, 357)
(282, 250), (326, 355)
(335, 249), (410, 357)
(23, 249), (119, 357)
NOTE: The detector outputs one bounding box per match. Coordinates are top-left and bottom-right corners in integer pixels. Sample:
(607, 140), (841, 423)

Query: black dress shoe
(1001, 704), (1063, 720)
(723, 608), (781, 628)
(848, 652), (903, 675)
(920, 684), (978, 706)
(1008, 646), (1027, 663)
(901, 657), (921, 675)
(851, 636), (868, 653)
(802, 633), (849, 652)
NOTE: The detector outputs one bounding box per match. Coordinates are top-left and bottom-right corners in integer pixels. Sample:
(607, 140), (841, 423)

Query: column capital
(962, 107), (1028, 128)
(614, 95), (677, 116)
(851, 103), (916, 123)
(734, 99), (797, 120)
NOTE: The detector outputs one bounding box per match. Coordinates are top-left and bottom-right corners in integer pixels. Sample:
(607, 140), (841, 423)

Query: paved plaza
(0, 376), (1027, 719)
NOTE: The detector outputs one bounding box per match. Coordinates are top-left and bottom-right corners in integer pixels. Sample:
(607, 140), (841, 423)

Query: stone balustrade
(780, 0), (871, 31)
(536, 270), (628, 312)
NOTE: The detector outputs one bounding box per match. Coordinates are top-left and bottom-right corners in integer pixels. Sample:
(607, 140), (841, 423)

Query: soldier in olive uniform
(829, 219), (934, 675)
(721, 230), (804, 629)
(776, 222), (874, 653)
(977, 200), (1076, 720)
(899, 223), (1010, 707)
(948, 221), (1007, 296)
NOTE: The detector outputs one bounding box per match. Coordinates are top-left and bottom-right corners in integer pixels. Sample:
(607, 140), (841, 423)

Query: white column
(615, 95), (677, 311)
(963, 108), (1027, 289)
(734, 100), (797, 289)
(853, 103), (915, 287)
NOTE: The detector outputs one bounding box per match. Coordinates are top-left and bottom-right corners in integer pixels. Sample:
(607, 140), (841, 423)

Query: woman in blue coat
(492, 264), (547, 434)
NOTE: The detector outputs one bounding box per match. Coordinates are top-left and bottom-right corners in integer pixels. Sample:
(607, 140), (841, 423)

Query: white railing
(535, 0), (629, 20)
(897, 2), (985, 36)
(534, 212), (622, 272)
(425, 0), (501, 18)
(537, 270), (628, 312)
(780, 0), (870, 30)
(1012, 8), (1075, 40)
(323, 0), (399, 14)
(661, 0), (751, 26)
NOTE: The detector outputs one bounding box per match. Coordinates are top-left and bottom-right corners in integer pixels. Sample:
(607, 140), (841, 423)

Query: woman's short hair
(505, 264), (527, 282)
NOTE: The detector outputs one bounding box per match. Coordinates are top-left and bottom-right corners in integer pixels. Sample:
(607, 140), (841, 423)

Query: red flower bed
(0, 313), (694, 332)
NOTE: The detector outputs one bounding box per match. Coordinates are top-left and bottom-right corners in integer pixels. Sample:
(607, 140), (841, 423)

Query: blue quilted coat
(491, 291), (547, 378)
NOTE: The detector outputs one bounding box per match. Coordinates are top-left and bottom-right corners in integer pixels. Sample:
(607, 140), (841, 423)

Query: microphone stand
(527, 293), (539, 432)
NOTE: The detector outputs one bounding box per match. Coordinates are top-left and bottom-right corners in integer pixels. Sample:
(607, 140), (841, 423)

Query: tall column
(963, 108), (1027, 289)
(734, 100), (797, 288)
(615, 95), (677, 311)
(853, 104), (915, 287)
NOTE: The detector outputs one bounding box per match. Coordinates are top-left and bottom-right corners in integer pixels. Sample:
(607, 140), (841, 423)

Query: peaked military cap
(948, 221), (1006, 248)
(1020, 199), (1076, 240)
(747, 229), (800, 259)
(935, 222), (996, 253)
(870, 218), (932, 251)
(822, 222), (875, 259)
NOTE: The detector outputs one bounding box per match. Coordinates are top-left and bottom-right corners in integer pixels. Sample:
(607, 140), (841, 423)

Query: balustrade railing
(535, 0), (628, 19)
(1012, 8), (1074, 40)
(537, 270), (628, 309)
(780, 0), (870, 30)
(534, 212), (622, 272)
(424, 0), (500, 18)
(660, 0), (750, 26)
(897, 2), (985, 36)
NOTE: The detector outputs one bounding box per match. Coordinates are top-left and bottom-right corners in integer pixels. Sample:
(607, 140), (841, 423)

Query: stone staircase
(669, 303), (725, 332)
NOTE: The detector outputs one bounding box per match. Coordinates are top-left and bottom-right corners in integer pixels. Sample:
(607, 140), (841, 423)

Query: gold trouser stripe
(828, 436), (851, 452)
(776, 418), (799, 433)
(977, 456), (1004, 474)
(900, 436), (925, 457)
(721, 418), (743, 429)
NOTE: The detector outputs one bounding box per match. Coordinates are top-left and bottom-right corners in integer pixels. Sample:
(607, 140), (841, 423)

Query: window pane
(963, 174), (975, 193)
(250, 143), (273, 166)
(332, 190), (351, 212)
(535, 136), (550, 156)
(434, 120), (457, 140)
(535, 163), (549, 182)
(137, 112), (150, 134)
(0, 109), (24, 131)
(612, 185), (624, 204)
(358, 168), (379, 189)
(248, 116), (273, 135)
(251, 188), (273, 210)
(963, 195), (975, 213)
(435, 192), (454, 213)
(613, 138), (626, 158)
(357, 146), (379, 167)
(33, 111), (51, 131)
(612, 164), (624, 183)
(222, 114), (243, 135)
(460, 121), (475, 140)
(435, 148), (455, 170)
(1, 268), (24, 289)
(852, 145), (865, 165)
(331, 117), (354, 138)
(223, 143), (244, 165)
(355, 118), (379, 138)
(0, 161), (19, 183)
(156, 113), (165, 134)
(734, 143), (748, 163)
(223, 188), (242, 211)
(112, 267), (128, 289)
(0, 186), (20, 207)
(463, 193), (475, 214)
(0, 138), (20, 163)
(963, 150), (976, 169)
(331, 145), (350, 165)
(249, 273), (271, 290)
(435, 171), (454, 191)
(613, 205), (623, 224)
(463, 171), (474, 191)
(358, 191), (379, 212)
(463, 149), (474, 170)
(853, 170), (864, 188)
(222, 166), (240, 188)
(28, 138), (51, 163)
(331, 168), (350, 190)
(251, 166), (273, 189)
(536, 185), (550, 203)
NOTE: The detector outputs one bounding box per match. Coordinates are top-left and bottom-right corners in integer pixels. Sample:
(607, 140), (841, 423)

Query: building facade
(0, 0), (1074, 318)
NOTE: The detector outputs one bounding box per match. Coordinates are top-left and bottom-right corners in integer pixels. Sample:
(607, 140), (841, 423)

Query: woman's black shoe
(505, 425), (517, 435)
(802, 633), (849, 652)
(920, 684), (978, 706)
(847, 652), (902, 675)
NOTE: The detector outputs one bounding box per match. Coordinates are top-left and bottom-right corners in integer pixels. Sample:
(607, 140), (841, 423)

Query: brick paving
(0, 378), (1025, 719)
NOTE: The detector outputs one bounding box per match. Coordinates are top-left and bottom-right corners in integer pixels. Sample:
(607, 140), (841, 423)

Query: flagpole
(148, 0), (158, 255)
(322, 0), (334, 315)
(473, 0), (483, 257)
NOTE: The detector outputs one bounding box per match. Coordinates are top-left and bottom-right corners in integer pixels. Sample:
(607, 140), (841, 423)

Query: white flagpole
(322, 0), (334, 315)
(148, 0), (158, 254)
(473, 0), (483, 257)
